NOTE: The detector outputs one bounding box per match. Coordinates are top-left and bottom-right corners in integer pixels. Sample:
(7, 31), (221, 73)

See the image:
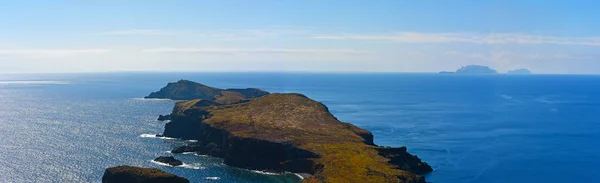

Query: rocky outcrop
(144, 80), (269, 102)
(157, 115), (171, 121)
(376, 146), (433, 175)
(153, 156), (183, 166)
(102, 165), (188, 183)
(159, 91), (432, 183)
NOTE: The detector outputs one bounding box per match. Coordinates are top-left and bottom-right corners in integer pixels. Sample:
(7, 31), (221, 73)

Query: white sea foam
(291, 173), (305, 180)
(139, 134), (176, 140)
(182, 152), (210, 157)
(204, 177), (221, 180)
(185, 140), (198, 143)
(151, 160), (206, 170)
(150, 160), (173, 167)
(132, 98), (172, 101)
(181, 163), (206, 170)
(251, 170), (280, 175)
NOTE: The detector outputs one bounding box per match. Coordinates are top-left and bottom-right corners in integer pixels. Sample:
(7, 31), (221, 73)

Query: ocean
(1, 72), (599, 183)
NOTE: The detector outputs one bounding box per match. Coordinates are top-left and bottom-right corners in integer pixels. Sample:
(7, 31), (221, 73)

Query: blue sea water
(1, 72), (599, 183)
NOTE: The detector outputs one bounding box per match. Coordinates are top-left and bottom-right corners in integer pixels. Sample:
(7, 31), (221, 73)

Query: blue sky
(1, 0), (600, 73)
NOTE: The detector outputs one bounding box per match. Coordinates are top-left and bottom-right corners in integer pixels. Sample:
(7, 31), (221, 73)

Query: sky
(1, 0), (600, 74)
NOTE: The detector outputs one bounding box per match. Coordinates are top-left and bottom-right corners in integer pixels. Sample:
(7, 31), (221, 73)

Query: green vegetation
(171, 93), (431, 183)
(102, 165), (189, 183)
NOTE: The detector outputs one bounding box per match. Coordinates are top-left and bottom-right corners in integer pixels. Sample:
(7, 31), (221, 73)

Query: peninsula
(150, 80), (433, 183)
(144, 79), (270, 102)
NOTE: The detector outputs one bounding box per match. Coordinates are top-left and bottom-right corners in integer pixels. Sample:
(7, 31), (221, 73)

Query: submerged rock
(157, 89), (432, 183)
(153, 156), (183, 166)
(102, 165), (188, 183)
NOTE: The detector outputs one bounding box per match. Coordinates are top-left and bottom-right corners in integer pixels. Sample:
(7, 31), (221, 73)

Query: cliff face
(162, 93), (432, 183)
(144, 80), (269, 102)
(102, 165), (189, 183)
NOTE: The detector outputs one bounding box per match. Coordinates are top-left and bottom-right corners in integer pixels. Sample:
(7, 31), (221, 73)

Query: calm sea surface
(1, 73), (599, 183)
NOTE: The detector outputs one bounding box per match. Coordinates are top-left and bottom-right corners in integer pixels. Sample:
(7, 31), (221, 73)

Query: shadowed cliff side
(161, 93), (432, 183)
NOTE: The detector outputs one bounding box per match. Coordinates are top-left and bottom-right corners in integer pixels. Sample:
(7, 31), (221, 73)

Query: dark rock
(102, 165), (188, 183)
(153, 156), (183, 166)
(376, 146), (433, 175)
(157, 115), (171, 121)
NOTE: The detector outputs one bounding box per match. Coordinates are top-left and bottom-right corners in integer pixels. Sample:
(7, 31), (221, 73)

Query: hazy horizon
(2, 1), (600, 74)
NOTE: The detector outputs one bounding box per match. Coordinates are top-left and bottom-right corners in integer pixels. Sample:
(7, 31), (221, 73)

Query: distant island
(440, 65), (532, 74)
(126, 80), (433, 183)
(455, 65), (497, 74)
(507, 68), (532, 74)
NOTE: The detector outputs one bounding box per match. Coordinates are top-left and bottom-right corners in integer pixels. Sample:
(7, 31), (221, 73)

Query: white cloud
(96, 30), (172, 35)
(313, 32), (600, 46)
(141, 48), (372, 55)
(0, 49), (110, 55)
(96, 28), (311, 40)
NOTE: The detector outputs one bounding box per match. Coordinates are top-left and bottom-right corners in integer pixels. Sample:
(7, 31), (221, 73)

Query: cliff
(144, 80), (269, 102)
(102, 165), (189, 183)
(161, 92), (432, 183)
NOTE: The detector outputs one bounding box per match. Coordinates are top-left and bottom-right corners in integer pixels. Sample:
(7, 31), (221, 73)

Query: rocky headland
(102, 165), (189, 183)
(150, 80), (433, 183)
(144, 79), (269, 103)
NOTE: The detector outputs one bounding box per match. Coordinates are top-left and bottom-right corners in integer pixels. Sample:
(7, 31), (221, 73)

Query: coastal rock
(102, 165), (188, 183)
(153, 156), (183, 166)
(144, 80), (269, 102)
(159, 90), (432, 183)
(376, 146), (433, 175)
(157, 115), (171, 121)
